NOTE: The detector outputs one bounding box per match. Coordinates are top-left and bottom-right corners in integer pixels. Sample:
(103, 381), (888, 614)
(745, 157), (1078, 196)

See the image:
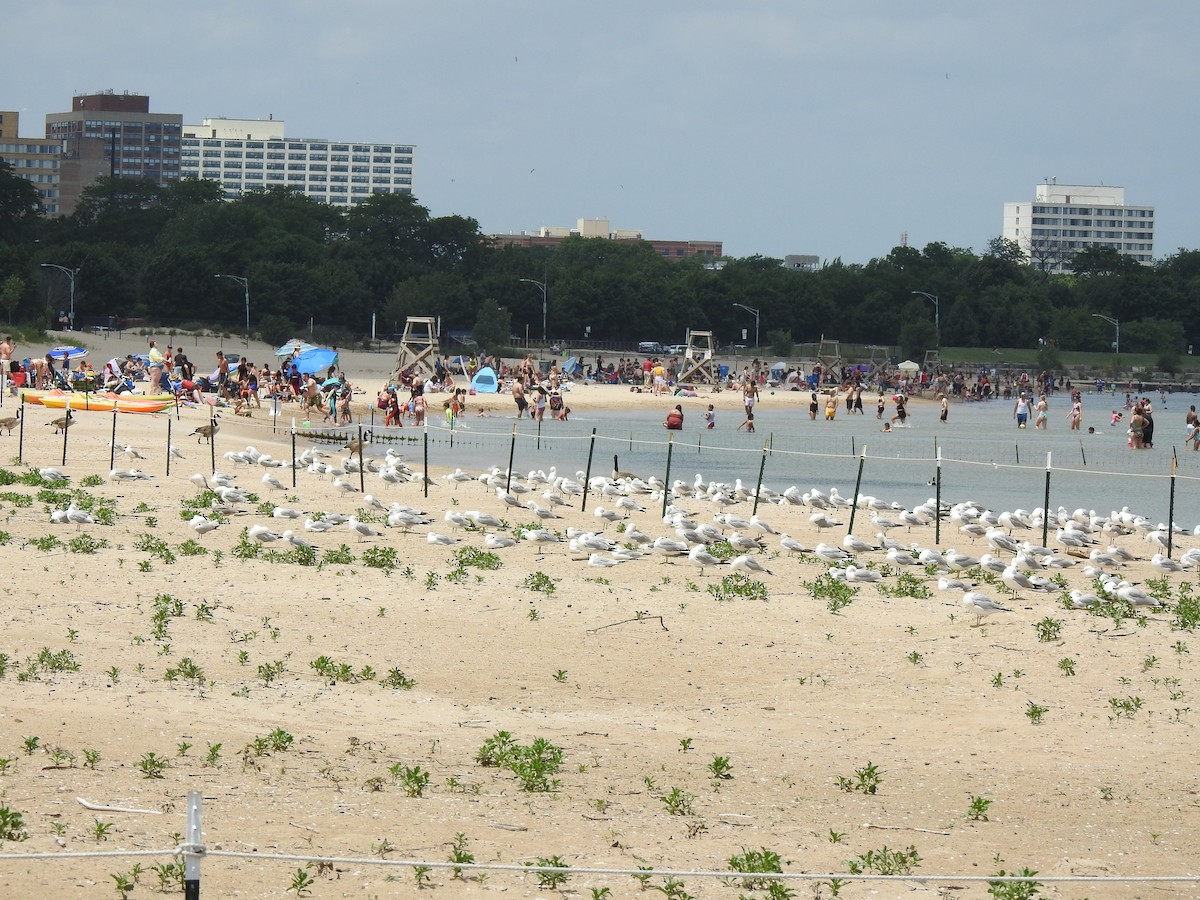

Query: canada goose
(612, 455), (635, 480)
(0, 408), (20, 435)
(45, 410), (74, 434)
(190, 414), (221, 444)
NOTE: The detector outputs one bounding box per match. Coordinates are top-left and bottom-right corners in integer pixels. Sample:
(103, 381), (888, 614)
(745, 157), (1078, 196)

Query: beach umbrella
(321, 377), (342, 388)
(48, 346), (88, 361)
(293, 347), (339, 375)
(275, 339), (319, 358)
(897, 359), (920, 372)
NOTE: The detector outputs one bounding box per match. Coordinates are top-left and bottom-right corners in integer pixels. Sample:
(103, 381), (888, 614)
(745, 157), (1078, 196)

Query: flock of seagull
(42, 440), (1192, 627)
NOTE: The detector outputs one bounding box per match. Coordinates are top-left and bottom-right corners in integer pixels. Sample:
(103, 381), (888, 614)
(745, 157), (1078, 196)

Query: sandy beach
(0, 332), (1196, 899)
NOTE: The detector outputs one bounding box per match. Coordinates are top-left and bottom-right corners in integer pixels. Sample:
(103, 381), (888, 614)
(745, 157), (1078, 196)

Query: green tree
(0, 160), (42, 242)
(0, 274), (24, 325)
(472, 301), (512, 352)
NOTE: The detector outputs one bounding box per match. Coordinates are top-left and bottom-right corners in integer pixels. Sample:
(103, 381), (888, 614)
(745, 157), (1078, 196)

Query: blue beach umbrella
(293, 348), (339, 375)
(48, 346), (88, 361)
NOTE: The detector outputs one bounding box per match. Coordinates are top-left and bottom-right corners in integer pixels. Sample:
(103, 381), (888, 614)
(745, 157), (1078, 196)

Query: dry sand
(0, 336), (1195, 899)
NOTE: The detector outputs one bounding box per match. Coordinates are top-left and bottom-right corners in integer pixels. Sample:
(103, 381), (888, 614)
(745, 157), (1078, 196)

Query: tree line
(1, 162), (1198, 367)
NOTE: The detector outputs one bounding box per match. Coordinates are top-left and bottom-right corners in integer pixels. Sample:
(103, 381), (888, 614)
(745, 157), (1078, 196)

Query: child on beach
(876, 395), (885, 419)
(1110, 410), (1123, 426)
(737, 409), (755, 432)
(704, 405), (716, 429)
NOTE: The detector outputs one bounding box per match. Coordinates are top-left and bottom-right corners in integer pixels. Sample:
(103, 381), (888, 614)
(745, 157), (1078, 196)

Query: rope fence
(14, 397), (1200, 539)
(2, 790), (1198, 896)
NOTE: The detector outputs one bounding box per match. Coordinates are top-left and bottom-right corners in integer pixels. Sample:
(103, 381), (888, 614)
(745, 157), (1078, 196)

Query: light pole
(731, 303), (760, 348)
(41, 263), (79, 329)
(214, 274), (250, 347)
(518, 278), (547, 343)
(911, 291), (940, 348)
(1092, 313), (1120, 354)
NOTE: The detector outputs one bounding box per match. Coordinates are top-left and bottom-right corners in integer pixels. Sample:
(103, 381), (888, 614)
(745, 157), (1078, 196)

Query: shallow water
(362, 389), (1200, 530)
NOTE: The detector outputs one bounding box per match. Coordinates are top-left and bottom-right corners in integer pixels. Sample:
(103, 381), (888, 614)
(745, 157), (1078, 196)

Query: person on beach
(1, 335), (15, 391)
(890, 394), (908, 426)
(853, 387), (864, 415)
(1187, 406), (1200, 450)
(663, 404), (684, 430)
(1141, 401), (1155, 448)
(876, 395), (885, 419)
(1035, 394), (1049, 429)
(1129, 405), (1147, 449)
(1068, 393), (1082, 431)
(737, 408), (755, 433)
(704, 404), (716, 429)
(1014, 392), (1031, 428)
(512, 376), (528, 418)
(809, 392), (819, 421)
(939, 393), (948, 424)
(742, 378), (758, 420)
(147, 340), (165, 393)
(825, 393), (838, 420)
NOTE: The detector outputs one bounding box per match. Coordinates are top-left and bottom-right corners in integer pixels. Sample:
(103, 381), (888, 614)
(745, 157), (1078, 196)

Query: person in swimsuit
(1068, 393), (1082, 431)
(1035, 395), (1049, 430)
(809, 392), (819, 421)
(1014, 393), (1030, 428)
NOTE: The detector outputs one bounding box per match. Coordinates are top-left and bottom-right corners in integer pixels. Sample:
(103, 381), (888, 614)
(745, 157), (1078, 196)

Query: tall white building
(180, 117), (414, 206)
(1002, 182), (1154, 273)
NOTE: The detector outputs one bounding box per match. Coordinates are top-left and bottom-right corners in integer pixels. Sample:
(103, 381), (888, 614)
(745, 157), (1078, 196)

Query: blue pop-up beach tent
(471, 365), (499, 393)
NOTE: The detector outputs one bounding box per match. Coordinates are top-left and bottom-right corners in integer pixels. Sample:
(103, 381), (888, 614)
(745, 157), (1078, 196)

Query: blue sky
(8, 1), (1199, 262)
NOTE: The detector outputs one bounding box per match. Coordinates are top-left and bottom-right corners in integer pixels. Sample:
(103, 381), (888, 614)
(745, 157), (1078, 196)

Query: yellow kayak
(40, 394), (174, 413)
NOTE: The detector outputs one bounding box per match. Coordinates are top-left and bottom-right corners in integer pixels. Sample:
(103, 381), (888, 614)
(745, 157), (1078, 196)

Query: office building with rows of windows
(180, 117), (414, 206)
(0, 111), (62, 213)
(1003, 182), (1154, 273)
(45, 92), (183, 216)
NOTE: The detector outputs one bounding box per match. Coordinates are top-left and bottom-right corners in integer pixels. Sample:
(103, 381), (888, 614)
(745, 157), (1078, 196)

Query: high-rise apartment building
(180, 116), (415, 207)
(44, 91), (183, 216)
(0, 111), (62, 213)
(1003, 182), (1154, 273)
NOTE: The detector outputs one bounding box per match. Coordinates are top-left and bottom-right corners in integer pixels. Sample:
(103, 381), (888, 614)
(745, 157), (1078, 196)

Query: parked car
(637, 341), (667, 355)
(666, 344), (688, 356)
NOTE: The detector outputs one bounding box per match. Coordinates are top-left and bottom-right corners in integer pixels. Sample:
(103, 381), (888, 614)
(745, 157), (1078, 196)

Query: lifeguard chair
(678, 330), (716, 384)
(816, 336), (843, 381)
(393, 316), (441, 382)
(864, 345), (891, 383)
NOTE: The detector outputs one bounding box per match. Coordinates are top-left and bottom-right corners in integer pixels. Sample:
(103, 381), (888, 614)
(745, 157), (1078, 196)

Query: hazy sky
(8, 1), (1199, 262)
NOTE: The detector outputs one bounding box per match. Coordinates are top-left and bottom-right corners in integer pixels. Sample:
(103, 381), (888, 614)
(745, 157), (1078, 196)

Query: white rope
(0, 846), (1197, 886)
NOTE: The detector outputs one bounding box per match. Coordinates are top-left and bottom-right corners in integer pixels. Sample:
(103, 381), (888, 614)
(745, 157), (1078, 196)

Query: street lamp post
(1092, 314), (1120, 354)
(731, 303), (760, 348)
(214, 274), (250, 347)
(911, 291), (940, 348)
(518, 278), (547, 343)
(40, 263), (79, 329)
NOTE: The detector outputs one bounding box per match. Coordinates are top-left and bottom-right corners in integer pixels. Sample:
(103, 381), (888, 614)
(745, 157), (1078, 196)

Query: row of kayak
(19, 389), (176, 414)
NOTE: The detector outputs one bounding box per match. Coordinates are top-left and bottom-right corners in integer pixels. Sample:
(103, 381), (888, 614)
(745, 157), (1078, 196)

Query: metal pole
(536, 416), (542, 451)
(17, 398), (24, 464)
(61, 409), (70, 465)
(109, 407), (118, 470)
(209, 414), (216, 475)
(423, 423), (429, 499)
(290, 419), (297, 489)
(357, 423), (365, 494)
(581, 428), (596, 513)
(1015, 443), (1020, 465)
(1080, 439), (1086, 466)
(184, 790), (202, 900)
(166, 418), (173, 477)
(505, 424), (517, 492)
(752, 438), (768, 516)
(846, 446), (866, 536)
(1168, 451), (1178, 558)
(935, 450), (942, 545)
(1041, 452), (1052, 549)
(661, 433), (674, 518)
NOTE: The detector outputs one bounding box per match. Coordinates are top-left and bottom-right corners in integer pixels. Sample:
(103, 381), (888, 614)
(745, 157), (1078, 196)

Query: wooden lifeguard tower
(816, 336), (843, 379)
(393, 316), (441, 382)
(678, 330), (717, 384)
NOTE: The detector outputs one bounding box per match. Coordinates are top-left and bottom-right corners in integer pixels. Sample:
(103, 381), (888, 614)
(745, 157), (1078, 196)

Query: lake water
(356, 389), (1200, 531)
